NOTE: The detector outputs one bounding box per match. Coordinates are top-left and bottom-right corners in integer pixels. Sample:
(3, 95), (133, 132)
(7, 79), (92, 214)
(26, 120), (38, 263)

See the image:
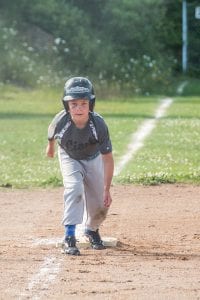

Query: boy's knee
(64, 183), (84, 199)
(94, 207), (108, 220)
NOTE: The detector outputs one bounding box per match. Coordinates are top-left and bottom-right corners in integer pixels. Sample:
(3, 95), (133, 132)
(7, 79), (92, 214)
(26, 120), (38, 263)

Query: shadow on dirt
(109, 241), (200, 261)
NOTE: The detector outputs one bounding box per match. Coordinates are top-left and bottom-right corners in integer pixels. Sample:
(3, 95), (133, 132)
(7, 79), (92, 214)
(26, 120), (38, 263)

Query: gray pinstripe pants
(58, 147), (108, 231)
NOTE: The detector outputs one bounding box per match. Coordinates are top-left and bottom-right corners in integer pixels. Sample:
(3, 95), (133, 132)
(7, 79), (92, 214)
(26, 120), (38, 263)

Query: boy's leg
(58, 148), (84, 255)
(84, 155), (108, 231)
(58, 147), (85, 226)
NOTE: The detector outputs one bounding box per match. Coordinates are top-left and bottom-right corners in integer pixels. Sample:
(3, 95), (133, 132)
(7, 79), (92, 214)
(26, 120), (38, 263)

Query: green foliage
(160, 0), (182, 71)
(96, 0), (177, 92)
(0, 0), (194, 94)
(104, 0), (164, 57)
(161, 0), (200, 75)
(187, 1), (200, 75)
(41, 176), (62, 187)
(118, 173), (176, 185)
(181, 78), (200, 96)
(0, 17), (65, 87)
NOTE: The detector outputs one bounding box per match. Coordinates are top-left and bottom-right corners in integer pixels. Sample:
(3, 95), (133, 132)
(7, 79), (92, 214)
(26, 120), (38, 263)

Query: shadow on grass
(0, 111), (155, 119)
(0, 112), (55, 120)
(0, 111), (199, 120)
(102, 113), (200, 120)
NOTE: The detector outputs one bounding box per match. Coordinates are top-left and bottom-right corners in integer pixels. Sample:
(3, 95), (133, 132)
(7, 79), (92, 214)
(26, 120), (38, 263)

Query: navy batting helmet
(62, 77), (95, 112)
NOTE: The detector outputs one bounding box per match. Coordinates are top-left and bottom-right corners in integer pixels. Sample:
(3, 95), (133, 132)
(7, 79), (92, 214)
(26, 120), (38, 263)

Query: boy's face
(68, 98), (90, 124)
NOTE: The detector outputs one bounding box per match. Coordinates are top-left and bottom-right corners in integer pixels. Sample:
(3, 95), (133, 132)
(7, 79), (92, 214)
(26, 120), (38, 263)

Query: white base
(102, 236), (118, 247)
(77, 236), (118, 248)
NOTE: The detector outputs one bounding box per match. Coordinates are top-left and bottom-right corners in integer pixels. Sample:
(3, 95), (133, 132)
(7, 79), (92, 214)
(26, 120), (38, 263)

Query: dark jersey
(48, 110), (112, 160)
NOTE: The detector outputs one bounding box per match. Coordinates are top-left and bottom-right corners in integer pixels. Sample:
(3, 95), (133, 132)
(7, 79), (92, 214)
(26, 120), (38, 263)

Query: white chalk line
(177, 80), (188, 95)
(114, 98), (173, 176)
(32, 237), (62, 246)
(20, 255), (63, 300)
(32, 231), (85, 247)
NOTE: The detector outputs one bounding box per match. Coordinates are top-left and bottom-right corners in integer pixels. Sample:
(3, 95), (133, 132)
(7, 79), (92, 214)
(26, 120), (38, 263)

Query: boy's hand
(103, 190), (112, 208)
(46, 141), (55, 158)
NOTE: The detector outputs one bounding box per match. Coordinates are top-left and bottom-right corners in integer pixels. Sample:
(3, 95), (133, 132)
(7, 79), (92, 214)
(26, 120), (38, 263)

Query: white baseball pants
(58, 147), (108, 231)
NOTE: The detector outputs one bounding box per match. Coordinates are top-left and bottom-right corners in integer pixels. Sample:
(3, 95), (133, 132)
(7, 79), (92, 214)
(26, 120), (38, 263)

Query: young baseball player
(46, 77), (114, 256)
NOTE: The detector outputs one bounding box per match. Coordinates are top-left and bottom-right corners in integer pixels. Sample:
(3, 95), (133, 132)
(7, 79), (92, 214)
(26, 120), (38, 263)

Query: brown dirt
(0, 184), (200, 300)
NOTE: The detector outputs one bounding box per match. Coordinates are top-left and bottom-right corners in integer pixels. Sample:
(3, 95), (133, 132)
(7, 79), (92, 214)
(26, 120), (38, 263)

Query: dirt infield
(0, 184), (200, 299)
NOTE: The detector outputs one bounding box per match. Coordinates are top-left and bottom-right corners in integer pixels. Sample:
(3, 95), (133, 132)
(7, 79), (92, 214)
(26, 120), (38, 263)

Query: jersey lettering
(55, 120), (72, 144)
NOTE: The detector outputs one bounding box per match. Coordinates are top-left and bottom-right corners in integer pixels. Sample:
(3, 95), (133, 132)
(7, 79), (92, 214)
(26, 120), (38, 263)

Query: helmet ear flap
(63, 100), (69, 112)
(89, 98), (95, 112)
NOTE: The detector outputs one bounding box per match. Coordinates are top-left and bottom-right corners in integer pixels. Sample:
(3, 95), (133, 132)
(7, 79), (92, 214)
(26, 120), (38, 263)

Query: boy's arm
(46, 110), (66, 158)
(102, 152), (114, 208)
(46, 139), (56, 158)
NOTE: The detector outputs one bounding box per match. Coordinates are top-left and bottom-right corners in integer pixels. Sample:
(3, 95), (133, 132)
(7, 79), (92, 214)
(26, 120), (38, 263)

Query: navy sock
(65, 225), (76, 237)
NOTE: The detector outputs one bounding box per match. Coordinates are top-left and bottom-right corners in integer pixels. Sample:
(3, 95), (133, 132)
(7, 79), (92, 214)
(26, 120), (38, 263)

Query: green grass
(0, 85), (199, 188)
(117, 96), (200, 184)
(181, 78), (200, 96)
(98, 97), (160, 160)
(0, 86), (62, 188)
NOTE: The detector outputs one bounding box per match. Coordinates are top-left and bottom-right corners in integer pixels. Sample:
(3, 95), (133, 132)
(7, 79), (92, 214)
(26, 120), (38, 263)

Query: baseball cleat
(63, 236), (80, 256)
(85, 229), (106, 250)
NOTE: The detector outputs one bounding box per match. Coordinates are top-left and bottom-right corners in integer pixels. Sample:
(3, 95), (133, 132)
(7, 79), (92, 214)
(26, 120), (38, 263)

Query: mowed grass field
(0, 83), (199, 188)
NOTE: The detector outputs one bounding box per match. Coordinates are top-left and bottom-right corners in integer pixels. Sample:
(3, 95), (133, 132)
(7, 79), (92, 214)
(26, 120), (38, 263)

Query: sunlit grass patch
(96, 97), (159, 160)
(116, 97), (200, 184)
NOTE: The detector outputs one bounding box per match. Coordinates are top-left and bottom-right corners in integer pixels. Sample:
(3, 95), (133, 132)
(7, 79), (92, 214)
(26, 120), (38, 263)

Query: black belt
(85, 151), (100, 161)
